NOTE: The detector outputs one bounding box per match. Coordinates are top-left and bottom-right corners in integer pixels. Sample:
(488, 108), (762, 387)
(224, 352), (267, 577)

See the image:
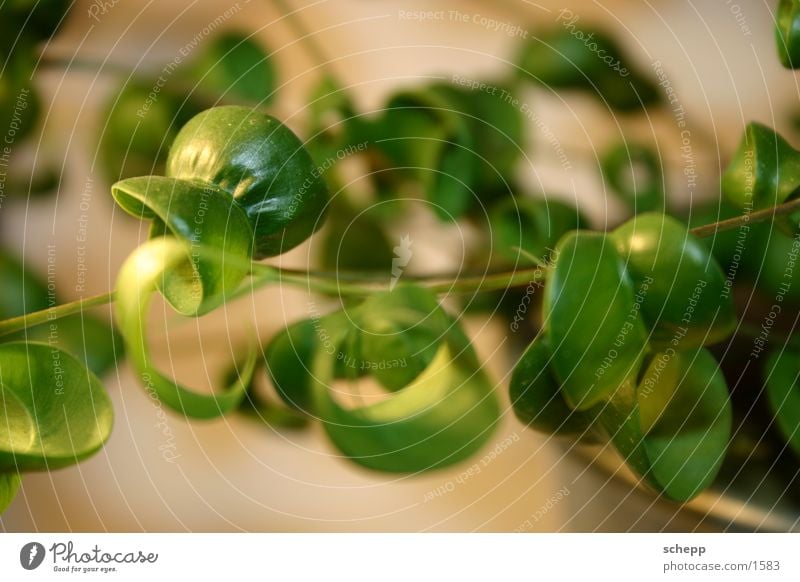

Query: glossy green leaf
(765, 348), (800, 456)
(544, 231), (648, 410)
(490, 197), (587, 264)
(167, 106), (329, 259)
(612, 213), (736, 348)
(0, 472), (21, 514)
(598, 349), (731, 501)
(601, 142), (664, 213)
(721, 123), (800, 216)
(112, 175), (253, 316)
(310, 285), (499, 473)
(509, 334), (597, 437)
(0, 342), (113, 471)
(776, 0), (800, 69)
(115, 237), (257, 418)
(187, 32), (276, 104)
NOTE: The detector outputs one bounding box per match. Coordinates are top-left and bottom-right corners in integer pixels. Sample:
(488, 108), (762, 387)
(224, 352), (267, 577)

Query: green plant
(3, 3), (800, 518)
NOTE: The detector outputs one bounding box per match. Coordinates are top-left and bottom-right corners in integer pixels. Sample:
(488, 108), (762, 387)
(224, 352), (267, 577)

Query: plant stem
(1, 197), (796, 334)
(689, 198), (800, 238)
(0, 292), (115, 338)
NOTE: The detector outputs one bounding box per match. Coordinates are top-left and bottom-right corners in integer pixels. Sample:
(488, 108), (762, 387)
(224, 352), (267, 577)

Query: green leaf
(776, 0), (800, 69)
(309, 285), (499, 472)
(99, 81), (205, 181)
(597, 348), (731, 501)
(0, 342), (113, 471)
(601, 142), (664, 213)
(319, 199), (394, 273)
(115, 237), (258, 418)
(544, 230), (648, 410)
(721, 123), (800, 219)
(516, 26), (660, 111)
(356, 285), (451, 392)
(0, 472), (21, 514)
(509, 334), (597, 437)
(166, 106), (329, 259)
(765, 348), (800, 456)
(0, 53), (41, 146)
(612, 213), (736, 348)
(375, 87), (476, 219)
(436, 83), (525, 193)
(0, 250), (124, 376)
(0, 250), (48, 320)
(187, 32), (277, 104)
(489, 197), (587, 265)
(264, 317), (324, 414)
(24, 314), (124, 378)
(112, 175), (253, 316)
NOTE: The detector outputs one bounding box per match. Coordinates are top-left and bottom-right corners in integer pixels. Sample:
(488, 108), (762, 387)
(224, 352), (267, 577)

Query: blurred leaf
(766, 348), (800, 456)
(99, 82), (205, 181)
(510, 334), (597, 437)
(187, 32), (276, 104)
(24, 314), (123, 378)
(0, 342), (113, 471)
(0, 472), (21, 513)
(601, 142), (664, 213)
(776, 0), (800, 69)
(490, 196), (587, 264)
(598, 348), (731, 501)
(516, 26), (660, 111)
(320, 199), (394, 272)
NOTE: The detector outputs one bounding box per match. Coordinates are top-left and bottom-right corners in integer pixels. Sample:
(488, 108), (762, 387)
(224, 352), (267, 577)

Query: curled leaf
(112, 175), (253, 315)
(0, 342), (113, 471)
(721, 123), (800, 233)
(544, 230), (648, 410)
(0, 472), (21, 513)
(601, 142), (664, 213)
(509, 334), (597, 437)
(765, 348), (800, 456)
(597, 349), (731, 501)
(115, 237), (257, 418)
(166, 106), (329, 258)
(612, 213), (735, 348)
(776, 0), (800, 69)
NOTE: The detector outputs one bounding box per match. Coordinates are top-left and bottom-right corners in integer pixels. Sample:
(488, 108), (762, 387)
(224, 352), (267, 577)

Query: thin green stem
(0, 197), (795, 334)
(0, 292), (115, 338)
(689, 197), (800, 239)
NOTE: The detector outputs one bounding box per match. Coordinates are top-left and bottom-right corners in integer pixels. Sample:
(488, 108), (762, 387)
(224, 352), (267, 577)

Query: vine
(3, 1), (800, 516)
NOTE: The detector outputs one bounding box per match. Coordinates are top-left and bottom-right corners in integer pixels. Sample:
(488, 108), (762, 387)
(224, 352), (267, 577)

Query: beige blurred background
(1, 0), (798, 532)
